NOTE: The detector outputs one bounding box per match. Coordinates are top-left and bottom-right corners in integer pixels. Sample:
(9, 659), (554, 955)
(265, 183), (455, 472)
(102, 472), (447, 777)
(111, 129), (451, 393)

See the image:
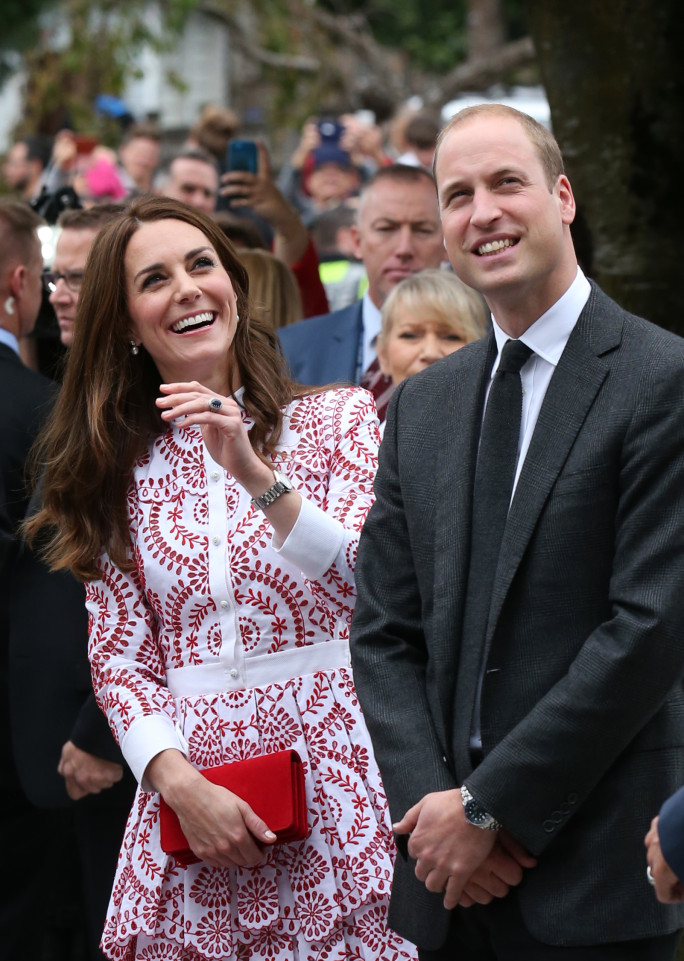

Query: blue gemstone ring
(209, 398), (223, 412)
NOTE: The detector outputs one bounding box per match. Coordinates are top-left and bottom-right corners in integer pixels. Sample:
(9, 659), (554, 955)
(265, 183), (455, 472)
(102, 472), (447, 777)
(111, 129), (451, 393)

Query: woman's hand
(157, 381), (302, 540)
(157, 382), (272, 491)
(147, 749), (277, 868)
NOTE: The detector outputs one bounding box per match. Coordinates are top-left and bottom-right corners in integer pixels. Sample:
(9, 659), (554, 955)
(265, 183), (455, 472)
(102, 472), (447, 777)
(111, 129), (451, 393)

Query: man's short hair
(435, 103), (564, 191)
(356, 163), (437, 221)
(0, 199), (43, 266)
(119, 122), (162, 148)
(57, 204), (127, 231)
(157, 147), (220, 183)
(404, 113), (441, 151)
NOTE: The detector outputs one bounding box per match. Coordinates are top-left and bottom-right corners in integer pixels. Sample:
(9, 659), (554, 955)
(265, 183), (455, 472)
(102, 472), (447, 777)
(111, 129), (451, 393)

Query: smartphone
(316, 118), (344, 144)
(225, 139), (258, 173)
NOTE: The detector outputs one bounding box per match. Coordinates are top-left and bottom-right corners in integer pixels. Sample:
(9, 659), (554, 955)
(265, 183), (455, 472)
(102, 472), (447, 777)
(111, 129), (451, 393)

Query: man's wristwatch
(460, 784), (502, 831)
(251, 469), (294, 510)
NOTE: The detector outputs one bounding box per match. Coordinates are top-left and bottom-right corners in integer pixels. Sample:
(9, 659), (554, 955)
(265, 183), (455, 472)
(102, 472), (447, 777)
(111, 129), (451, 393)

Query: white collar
(491, 268), (591, 371)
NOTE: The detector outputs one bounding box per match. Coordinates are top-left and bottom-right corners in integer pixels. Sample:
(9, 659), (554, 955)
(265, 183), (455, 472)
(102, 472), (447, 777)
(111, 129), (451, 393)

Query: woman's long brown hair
(25, 196), (302, 580)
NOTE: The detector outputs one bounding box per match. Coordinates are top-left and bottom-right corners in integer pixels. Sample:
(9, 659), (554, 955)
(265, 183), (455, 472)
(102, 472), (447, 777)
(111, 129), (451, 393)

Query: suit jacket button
(567, 793), (578, 804)
(543, 820), (555, 833)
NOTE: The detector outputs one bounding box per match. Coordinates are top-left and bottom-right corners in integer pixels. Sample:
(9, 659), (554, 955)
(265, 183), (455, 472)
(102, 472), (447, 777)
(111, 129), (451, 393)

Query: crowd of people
(3, 95), (684, 961)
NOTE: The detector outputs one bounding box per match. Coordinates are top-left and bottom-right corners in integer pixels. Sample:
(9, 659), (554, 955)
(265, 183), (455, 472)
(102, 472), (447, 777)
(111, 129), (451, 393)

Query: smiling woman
(24, 197), (416, 961)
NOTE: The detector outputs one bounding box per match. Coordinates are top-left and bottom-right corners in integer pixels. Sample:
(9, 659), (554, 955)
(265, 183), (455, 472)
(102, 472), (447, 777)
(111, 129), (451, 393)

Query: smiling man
(350, 103), (684, 960)
(278, 164), (445, 419)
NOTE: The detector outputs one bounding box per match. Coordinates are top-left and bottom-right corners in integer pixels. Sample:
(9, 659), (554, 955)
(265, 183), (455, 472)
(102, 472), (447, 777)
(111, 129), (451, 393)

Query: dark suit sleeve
(350, 386), (456, 824)
(466, 345), (684, 853)
(659, 785), (684, 882)
(70, 693), (125, 764)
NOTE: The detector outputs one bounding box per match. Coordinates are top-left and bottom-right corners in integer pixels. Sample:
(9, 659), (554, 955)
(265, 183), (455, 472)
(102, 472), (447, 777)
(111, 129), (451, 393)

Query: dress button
(210, 471), (220, 480)
(229, 668), (238, 678)
(220, 600), (228, 609)
(212, 536), (221, 546)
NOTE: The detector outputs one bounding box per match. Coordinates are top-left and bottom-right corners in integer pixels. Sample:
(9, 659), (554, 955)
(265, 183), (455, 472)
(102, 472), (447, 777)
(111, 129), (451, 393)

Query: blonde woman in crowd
(376, 268), (489, 432)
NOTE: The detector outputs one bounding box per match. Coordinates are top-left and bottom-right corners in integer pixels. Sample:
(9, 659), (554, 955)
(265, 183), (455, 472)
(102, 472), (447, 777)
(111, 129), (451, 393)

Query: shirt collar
(491, 267), (591, 370)
(0, 328), (20, 356)
(361, 292), (382, 344)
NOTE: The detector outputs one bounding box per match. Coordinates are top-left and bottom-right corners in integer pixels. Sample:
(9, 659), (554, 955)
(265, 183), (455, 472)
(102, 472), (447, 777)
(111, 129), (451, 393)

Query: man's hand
(220, 141), (309, 265)
(394, 789), (498, 909)
(58, 741), (124, 800)
(645, 816), (684, 903)
(458, 830), (537, 907)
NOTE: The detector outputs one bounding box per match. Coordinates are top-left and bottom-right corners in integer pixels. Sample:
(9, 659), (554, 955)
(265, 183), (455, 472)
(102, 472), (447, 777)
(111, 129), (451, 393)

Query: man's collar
(491, 268), (591, 368)
(0, 328), (20, 356)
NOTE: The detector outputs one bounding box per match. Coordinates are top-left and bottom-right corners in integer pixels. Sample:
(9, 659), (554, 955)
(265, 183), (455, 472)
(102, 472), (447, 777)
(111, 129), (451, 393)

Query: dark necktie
(464, 338), (533, 751)
(360, 356), (394, 423)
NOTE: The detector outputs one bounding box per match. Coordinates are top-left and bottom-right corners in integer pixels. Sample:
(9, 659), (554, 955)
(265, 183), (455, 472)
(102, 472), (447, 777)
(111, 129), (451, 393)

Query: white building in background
(442, 85), (551, 129)
(0, 4), (232, 153)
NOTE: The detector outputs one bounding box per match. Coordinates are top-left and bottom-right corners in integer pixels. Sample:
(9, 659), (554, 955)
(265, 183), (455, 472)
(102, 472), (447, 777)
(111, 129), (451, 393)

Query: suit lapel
(330, 301), (363, 383)
(486, 289), (623, 640)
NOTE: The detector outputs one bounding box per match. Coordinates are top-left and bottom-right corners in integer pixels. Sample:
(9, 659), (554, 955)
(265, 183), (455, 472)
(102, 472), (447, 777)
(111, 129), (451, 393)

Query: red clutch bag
(159, 749), (308, 866)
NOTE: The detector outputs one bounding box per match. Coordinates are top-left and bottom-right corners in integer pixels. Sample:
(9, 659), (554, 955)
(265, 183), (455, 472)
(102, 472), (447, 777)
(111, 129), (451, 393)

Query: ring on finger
(647, 865), (655, 886)
(209, 397), (223, 412)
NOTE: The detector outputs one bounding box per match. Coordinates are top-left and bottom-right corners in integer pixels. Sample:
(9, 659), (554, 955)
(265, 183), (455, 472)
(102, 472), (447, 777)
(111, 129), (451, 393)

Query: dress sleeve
(272, 387), (379, 622)
(86, 554), (187, 787)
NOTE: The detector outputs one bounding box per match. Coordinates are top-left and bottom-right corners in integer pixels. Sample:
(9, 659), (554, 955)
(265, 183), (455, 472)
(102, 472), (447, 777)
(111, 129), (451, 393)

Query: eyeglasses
(43, 269), (85, 293)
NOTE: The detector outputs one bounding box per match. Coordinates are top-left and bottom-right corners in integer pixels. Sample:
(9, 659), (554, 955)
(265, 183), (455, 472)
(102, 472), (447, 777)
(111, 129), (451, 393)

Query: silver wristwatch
(251, 469), (294, 511)
(460, 784), (501, 831)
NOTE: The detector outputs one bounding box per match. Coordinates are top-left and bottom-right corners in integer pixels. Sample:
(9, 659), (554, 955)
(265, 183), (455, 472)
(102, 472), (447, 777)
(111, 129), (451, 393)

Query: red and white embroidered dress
(86, 387), (416, 961)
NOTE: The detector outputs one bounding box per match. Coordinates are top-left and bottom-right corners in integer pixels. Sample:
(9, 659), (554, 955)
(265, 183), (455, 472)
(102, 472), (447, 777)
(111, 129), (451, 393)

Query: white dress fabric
(86, 387), (416, 961)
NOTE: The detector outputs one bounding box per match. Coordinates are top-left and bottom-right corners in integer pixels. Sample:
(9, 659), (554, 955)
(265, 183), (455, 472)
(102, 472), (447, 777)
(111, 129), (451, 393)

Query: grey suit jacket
(350, 283), (684, 948)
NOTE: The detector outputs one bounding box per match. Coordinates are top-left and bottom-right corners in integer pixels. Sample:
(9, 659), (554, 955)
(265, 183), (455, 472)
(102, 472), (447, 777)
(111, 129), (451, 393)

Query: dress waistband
(166, 639), (351, 698)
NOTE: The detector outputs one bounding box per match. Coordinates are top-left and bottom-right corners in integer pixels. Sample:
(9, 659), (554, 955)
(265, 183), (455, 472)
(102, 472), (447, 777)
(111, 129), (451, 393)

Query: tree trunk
(524, 0), (684, 335)
(467, 0), (505, 60)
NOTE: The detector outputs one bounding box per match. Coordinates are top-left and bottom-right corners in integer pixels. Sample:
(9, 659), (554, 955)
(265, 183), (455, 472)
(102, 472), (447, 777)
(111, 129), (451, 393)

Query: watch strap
(251, 469), (293, 511)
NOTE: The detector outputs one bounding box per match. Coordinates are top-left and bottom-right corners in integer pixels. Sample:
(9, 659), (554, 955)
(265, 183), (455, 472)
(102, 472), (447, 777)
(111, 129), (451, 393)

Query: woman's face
(125, 218), (239, 392)
(378, 303), (467, 386)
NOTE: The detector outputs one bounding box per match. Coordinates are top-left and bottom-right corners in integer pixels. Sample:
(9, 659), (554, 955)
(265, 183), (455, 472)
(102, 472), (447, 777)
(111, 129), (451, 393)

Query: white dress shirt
(360, 293), (382, 375)
(488, 267), (591, 495)
(0, 328), (20, 356)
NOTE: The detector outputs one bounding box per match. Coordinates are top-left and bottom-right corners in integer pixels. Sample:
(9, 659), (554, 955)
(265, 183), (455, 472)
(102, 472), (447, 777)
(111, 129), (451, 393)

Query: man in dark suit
(350, 104), (684, 958)
(278, 164), (445, 416)
(0, 199), (60, 956)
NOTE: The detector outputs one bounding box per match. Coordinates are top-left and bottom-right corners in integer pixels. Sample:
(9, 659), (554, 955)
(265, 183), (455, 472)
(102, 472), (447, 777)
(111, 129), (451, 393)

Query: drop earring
(130, 340), (140, 356)
(4, 296), (15, 315)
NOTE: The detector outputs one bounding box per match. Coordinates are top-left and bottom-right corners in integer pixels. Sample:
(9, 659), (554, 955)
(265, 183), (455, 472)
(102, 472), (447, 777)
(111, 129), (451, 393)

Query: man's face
(435, 114), (576, 317)
(119, 137), (160, 192)
(352, 177), (444, 308)
(2, 143), (31, 193)
(307, 163), (359, 206)
(48, 228), (97, 347)
(163, 158), (218, 214)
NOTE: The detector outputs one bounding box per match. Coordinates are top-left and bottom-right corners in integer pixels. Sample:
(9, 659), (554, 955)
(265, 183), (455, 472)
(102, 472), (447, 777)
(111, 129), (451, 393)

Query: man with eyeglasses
(46, 205), (123, 347)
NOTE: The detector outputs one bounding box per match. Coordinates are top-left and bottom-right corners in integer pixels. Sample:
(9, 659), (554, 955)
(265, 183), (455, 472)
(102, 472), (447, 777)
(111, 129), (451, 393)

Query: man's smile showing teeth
(477, 238), (517, 256)
(171, 311), (215, 333)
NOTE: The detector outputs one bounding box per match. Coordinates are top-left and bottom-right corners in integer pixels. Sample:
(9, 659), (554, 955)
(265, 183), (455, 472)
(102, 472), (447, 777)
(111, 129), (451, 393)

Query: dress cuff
(271, 496), (344, 579)
(121, 713), (188, 790)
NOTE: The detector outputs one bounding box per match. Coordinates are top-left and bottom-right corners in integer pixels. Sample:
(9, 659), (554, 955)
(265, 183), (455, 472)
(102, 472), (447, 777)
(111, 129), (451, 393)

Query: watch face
(465, 799), (487, 824)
